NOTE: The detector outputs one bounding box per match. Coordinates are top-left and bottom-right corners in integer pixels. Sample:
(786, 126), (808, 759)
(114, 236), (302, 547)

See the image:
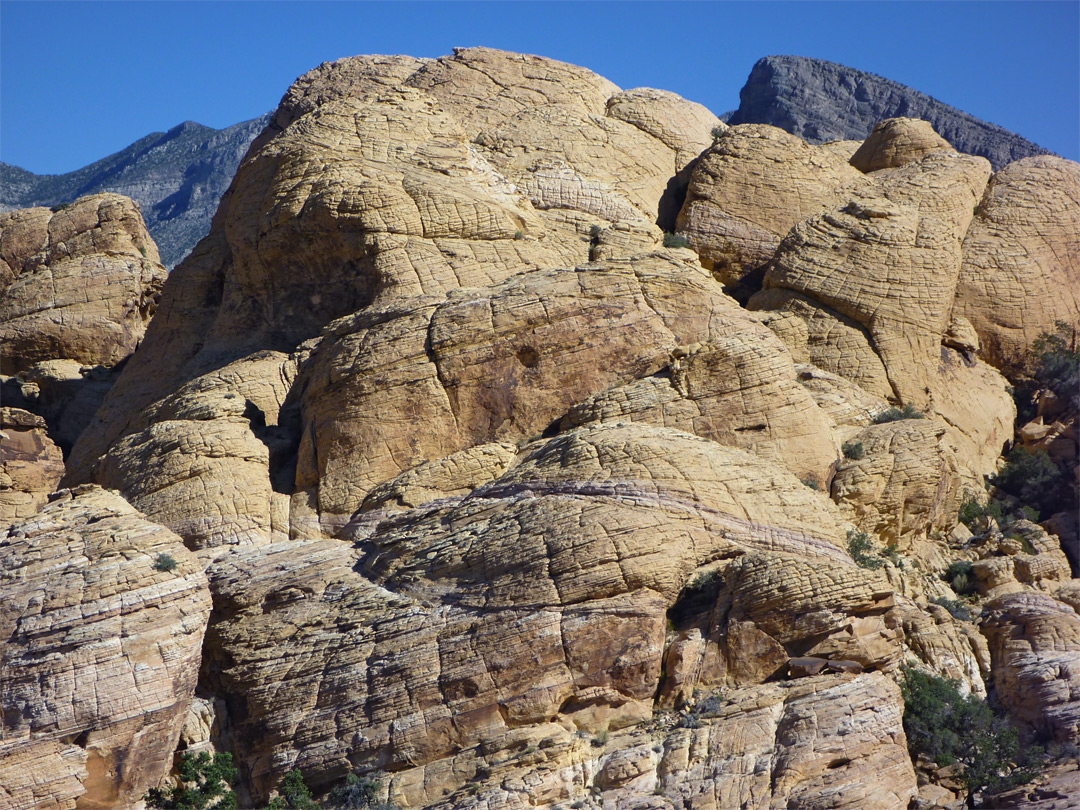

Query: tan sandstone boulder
(849, 117), (955, 172)
(0, 407), (64, 523)
(676, 124), (871, 286)
(831, 417), (962, 547)
(956, 156), (1080, 366)
(0, 486), (211, 809)
(981, 592), (1080, 742)
(0, 193), (165, 373)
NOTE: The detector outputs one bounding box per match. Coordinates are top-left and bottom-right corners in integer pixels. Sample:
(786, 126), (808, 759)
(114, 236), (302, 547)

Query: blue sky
(2, 1), (1078, 174)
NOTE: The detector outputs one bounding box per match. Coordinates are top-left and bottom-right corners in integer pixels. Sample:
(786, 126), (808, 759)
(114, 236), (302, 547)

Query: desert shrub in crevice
(873, 405), (925, 424)
(144, 752), (238, 810)
(901, 669), (1042, 806)
(990, 447), (1068, 520)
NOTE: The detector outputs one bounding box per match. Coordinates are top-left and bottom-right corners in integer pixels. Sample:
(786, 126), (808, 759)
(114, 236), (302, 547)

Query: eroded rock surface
(0, 407), (64, 523)
(0, 193), (165, 374)
(0, 486), (211, 809)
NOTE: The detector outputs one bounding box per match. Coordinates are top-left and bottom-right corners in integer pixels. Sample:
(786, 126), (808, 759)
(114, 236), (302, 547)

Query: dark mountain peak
(0, 113), (272, 266)
(729, 55), (1051, 170)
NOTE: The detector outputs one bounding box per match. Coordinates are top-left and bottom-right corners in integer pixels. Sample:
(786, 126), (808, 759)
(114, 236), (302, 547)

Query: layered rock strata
(0, 487), (211, 810)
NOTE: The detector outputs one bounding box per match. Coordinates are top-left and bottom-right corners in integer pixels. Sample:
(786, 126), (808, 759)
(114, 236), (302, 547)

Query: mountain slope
(0, 114), (271, 266)
(728, 55), (1051, 169)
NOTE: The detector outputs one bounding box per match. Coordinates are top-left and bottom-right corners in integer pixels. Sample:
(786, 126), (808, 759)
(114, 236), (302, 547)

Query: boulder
(0, 407), (64, 523)
(849, 117), (955, 172)
(0, 486), (211, 809)
(981, 592), (1080, 742)
(0, 193), (165, 374)
(956, 156), (1080, 366)
(676, 124), (870, 285)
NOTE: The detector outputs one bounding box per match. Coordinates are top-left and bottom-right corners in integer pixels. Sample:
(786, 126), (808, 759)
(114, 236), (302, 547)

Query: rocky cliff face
(0, 115), (271, 267)
(2, 48), (1078, 810)
(728, 55), (1051, 170)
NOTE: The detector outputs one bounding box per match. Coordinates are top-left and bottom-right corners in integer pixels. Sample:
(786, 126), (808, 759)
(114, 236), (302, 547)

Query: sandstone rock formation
(676, 123), (869, 286)
(4, 47), (1077, 810)
(0, 486), (211, 809)
(831, 417), (962, 547)
(728, 55), (1051, 170)
(981, 592), (1080, 742)
(0, 193), (166, 374)
(849, 117), (955, 172)
(955, 156), (1080, 365)
(0, 407), (64, 523)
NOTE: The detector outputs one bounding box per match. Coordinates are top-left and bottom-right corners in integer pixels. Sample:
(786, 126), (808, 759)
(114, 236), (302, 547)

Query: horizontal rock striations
(0, 486), (211, 810)
(729, 55), (1052, 170)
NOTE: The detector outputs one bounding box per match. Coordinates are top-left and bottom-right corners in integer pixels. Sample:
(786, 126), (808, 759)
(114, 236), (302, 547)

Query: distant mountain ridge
(0, 114), (271, 267)
(728, 55), (1051, 170)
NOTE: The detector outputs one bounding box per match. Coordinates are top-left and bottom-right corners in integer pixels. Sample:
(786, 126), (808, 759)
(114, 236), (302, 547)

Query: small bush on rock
(841, 440), (865, 460)
(930, 596), (972, 621)
(662, 232), (690, 249)
(944, 560), (976, 595)
(991, 447), (1065, 520)
(154, 553), (179, 572)
(847, 529), (883, 570)
(873, 405), (925, 424)
(267, 769), (317, 810)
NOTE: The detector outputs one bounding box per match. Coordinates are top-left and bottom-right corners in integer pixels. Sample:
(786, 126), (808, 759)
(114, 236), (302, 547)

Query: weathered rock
(67, 49), (721, 489)
(296, 255), (785, 525)
(981, 592), (1080, 742)
(562, 329), (838, 486)
(956, 156), (1080, 366)
(0, 407), (64, 524)
(663, 551), (901, 700)
(94, 351), (297, 550)
(0, 486), (211, 809)
(0, 193), (165, 374)
(728, 55), (1051, 170)
(850, 117), (955, 172)
(832, 417), (962, 547)
(676, 124), (870, 285)
(752, 185), (975, 408)
(645, 674), (917, 810)
(202, 422), (854, 801)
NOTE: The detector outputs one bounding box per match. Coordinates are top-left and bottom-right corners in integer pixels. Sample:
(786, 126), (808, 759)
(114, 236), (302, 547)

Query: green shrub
(958, 495), (1004, 531)
(326, 772), (397, 810)
(154, 553), (178, 572)
(872, 405), (925, 424)
(144, 751), (237, 810)
(50, 202), (70, 213)
(930, 596), (972, 621)
(944, 560), (976, 595)
(1032, 320), (1080, 409)
(513, 229), (525, 240)
(847, 529), (883, 570)
(841, 440), (865, 460)
(710, 124), (726, 143)
(662, 232), (691, 249)
(901, 669), (1042, 803)
(991, 447), (1064, 519)
(801, 477), (820, 491)
(267, 769), (318, 810)
(591, 729), (609, 747)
